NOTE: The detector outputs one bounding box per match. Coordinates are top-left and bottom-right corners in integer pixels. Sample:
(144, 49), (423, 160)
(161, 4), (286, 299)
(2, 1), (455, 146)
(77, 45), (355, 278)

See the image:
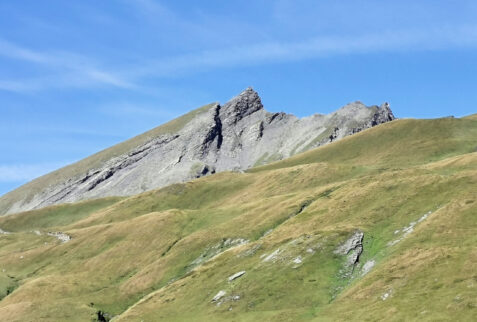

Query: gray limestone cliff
(0, 88), (395, 215)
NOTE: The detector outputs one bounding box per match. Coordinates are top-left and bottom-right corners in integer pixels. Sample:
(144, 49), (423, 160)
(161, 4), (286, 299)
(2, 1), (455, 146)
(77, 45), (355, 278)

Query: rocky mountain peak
(220, 87), (263, 125)
(0, 88), (397, 215)
(376, 102), (395, 123)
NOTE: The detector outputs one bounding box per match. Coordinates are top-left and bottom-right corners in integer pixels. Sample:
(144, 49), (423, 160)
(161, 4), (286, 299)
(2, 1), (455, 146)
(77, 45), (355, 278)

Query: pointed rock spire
(377, 102), (395, 122)
(220, 87), (264, 125)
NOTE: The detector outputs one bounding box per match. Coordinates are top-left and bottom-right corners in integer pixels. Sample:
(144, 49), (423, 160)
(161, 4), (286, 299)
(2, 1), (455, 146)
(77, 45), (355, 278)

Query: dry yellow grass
(0, 116), (476, 321)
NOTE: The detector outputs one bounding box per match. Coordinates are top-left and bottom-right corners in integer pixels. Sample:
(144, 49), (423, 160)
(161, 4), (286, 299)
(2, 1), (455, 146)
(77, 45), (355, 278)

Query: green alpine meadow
(1, 114), (476, 321)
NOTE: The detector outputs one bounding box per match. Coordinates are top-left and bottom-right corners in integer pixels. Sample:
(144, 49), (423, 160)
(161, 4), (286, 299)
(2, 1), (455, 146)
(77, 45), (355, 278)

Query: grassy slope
(249, 117), (477, 172)
(0, 117), (475, 321)
(0, 197), (123, 232)
(463, 113), (477, 120)
(0, 103), (217, 215)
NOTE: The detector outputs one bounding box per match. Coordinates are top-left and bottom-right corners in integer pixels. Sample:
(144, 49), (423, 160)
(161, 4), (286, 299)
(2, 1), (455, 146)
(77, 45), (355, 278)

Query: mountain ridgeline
(0, 88), (394, 215)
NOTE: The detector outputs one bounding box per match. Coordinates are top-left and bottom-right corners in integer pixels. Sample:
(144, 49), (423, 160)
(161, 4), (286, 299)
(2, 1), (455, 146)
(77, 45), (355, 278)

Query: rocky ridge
(0, 88), (394, 215)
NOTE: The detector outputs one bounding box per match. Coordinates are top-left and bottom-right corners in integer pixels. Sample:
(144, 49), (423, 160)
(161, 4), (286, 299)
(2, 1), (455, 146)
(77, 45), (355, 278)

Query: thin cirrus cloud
(0, 162), (71, 183)
(99, 103), (178, 119)
(0, 80), (33, 93)
(0, 21), (477, 93)
(0, 38), (46, 63)
(127, 24), (477, 78)
(0, 38), (135, 91)
(0, 72), (134, 93)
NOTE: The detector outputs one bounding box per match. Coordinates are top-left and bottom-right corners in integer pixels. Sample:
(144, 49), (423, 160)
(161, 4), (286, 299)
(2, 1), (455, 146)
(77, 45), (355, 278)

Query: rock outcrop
(334, 230), (364, 277)
(47, 232), (71, 243)
(0, 88), (395, 215)
(228, 271), (246, 282)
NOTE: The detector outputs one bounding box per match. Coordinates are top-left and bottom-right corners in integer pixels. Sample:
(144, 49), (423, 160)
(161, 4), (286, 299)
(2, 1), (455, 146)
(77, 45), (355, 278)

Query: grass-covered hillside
(0, 116), (476, 321)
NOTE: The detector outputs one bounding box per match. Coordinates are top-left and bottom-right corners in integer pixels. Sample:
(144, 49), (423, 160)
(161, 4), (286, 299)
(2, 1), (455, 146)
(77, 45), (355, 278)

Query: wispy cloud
(0, 38), (136, 92)
(2, 23), (477, 93)
(0, 80), (35, 93)
(83, 69), (136, 89)
(126, 0), (170, 19)
(127, 24), (477, 79)
(0, 39), (47, 63)
(0, 162), (71, 183)
(119, 1), (477, 80)
(1, 1), (476, 93)
(0, 122), (126, 138)
(99, 103), (177, 119)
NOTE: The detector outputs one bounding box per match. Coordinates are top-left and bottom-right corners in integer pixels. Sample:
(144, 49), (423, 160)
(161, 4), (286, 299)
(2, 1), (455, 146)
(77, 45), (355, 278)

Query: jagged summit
(220, 87), (263, 125)
(378, 102), (395, 122)
(0, 88), (395, 215)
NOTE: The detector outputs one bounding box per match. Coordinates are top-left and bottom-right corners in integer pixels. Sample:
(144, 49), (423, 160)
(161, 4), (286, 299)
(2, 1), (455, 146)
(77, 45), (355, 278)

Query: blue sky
(1, 0), (477, 195)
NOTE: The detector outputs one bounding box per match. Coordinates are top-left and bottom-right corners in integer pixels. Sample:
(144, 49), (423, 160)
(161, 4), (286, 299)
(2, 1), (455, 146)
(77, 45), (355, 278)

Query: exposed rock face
(212, 290), (226, 302)
(188, 238), (249, 271)
(361, 259), (375, 276)
(228, 271), (246, 282)
(0, 88), (395, 215)
(335, 230), (364, 277)
(334, 231), (364, 257)
(47, 232), (71, 243)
